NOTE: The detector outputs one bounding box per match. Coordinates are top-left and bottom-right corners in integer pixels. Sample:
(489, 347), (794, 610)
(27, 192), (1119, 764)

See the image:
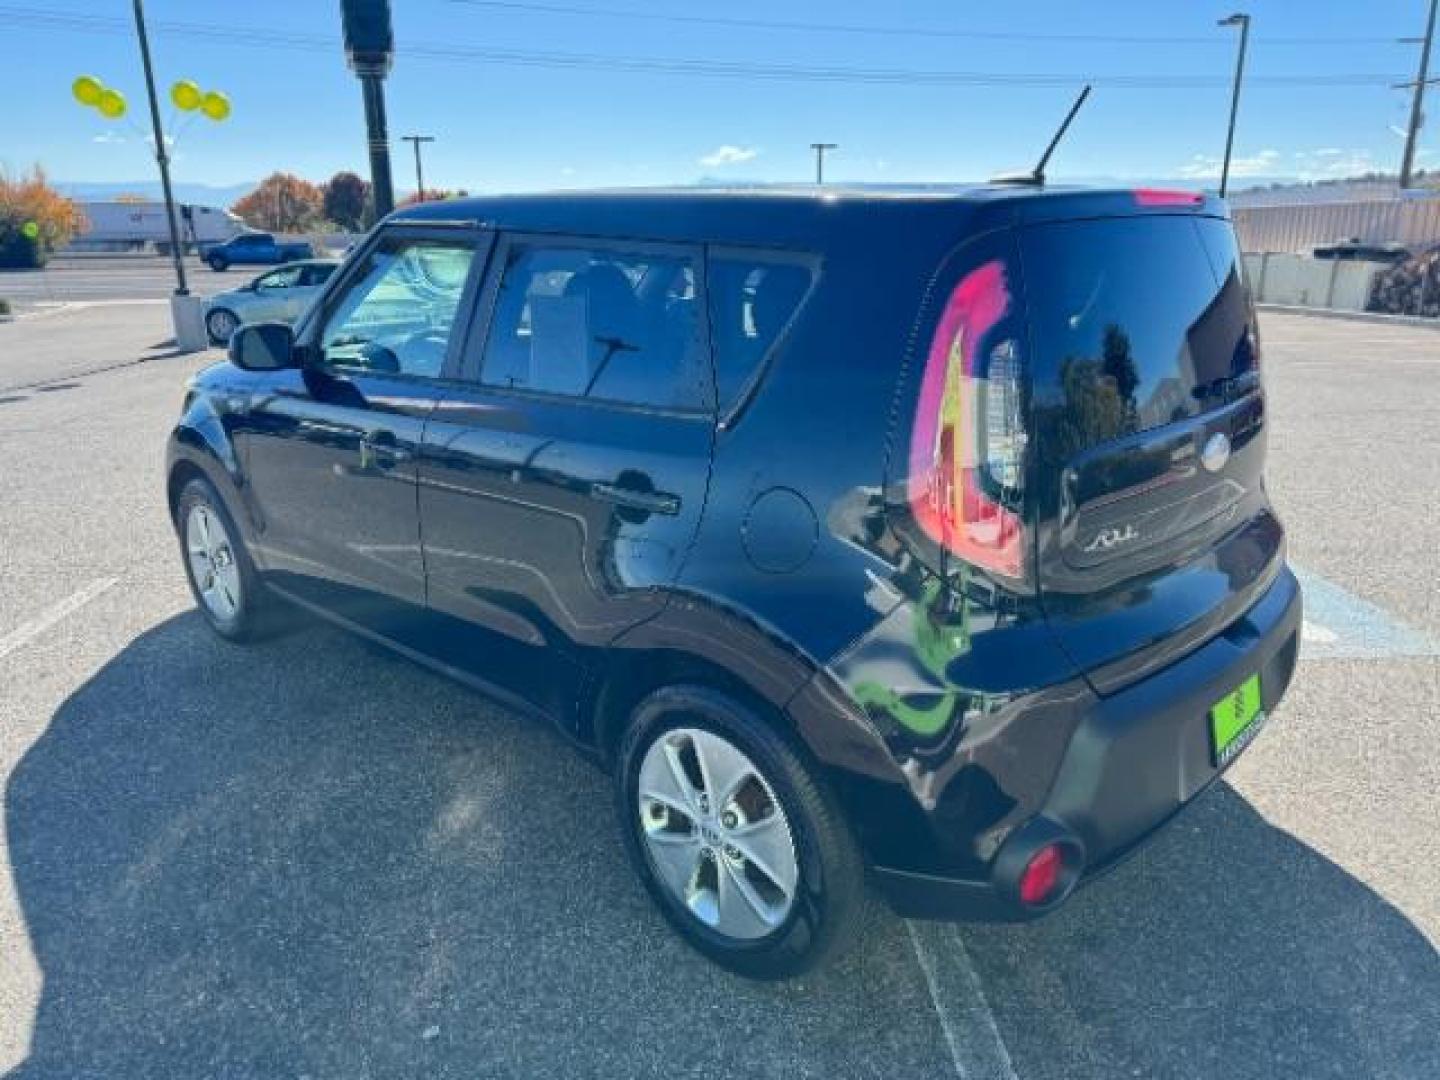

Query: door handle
(591, 481), (680, 517)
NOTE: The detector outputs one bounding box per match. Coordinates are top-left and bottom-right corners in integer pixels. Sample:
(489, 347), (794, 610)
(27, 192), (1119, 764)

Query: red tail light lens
(906, 259), (1027, 580)
(1018, 843), (1064, 906)
(1132, 188), (1204, 207)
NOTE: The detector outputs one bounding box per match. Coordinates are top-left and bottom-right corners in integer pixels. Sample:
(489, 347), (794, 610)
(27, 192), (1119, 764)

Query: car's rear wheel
(176, 477), (275, 642)
(206, 307), (239, 345)
(617, 685), (865, 979)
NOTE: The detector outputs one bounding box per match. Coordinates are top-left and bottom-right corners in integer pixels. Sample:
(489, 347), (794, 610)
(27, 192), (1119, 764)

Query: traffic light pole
(132, 0), (188, 295)
(359, 68), (395, 219)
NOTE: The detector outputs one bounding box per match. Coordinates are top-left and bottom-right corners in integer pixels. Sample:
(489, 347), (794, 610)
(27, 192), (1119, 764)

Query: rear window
(1022, 216), (1254, 462)
(707, 256), (814, 410)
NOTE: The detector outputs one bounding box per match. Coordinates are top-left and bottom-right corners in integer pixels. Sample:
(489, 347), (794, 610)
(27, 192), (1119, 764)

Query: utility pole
(1399, 0), (1439, 189)
(341, 0), (396, 221)
(132, 0), (188, 295)
(403, 135), (436, 202)
(1217, 12), (1251, 199)
(810, 142), (838, 184)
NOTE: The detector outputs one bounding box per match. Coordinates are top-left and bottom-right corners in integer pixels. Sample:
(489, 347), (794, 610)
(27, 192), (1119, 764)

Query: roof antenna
(993, 84), (1092, 186)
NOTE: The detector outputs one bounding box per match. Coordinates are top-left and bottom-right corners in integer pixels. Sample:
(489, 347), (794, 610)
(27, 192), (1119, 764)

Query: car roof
(388, 183), (1225, 250)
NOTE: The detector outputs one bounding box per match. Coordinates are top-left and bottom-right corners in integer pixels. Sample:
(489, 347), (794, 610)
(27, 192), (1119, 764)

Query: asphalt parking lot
(1, 266), (1437, 1078)
(0, 254), (256, 315)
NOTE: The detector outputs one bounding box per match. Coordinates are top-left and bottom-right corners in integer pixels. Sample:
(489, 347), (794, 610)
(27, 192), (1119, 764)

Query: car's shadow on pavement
(5, 613), (1438, 1080)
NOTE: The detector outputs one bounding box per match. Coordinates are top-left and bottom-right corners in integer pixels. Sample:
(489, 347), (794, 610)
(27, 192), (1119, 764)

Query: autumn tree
(397, 188), (469, 208)
(322, 170), (370, 231)
(232, 172), (325, 233)
(0, 166), (86, 268)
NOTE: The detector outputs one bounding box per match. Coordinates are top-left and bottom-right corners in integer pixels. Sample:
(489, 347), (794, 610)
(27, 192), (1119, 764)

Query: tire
(175, 476), (277, 643)
(206, 307), (240, 345)
(616, 685), (865, 979)
(209, 254), (228, 272)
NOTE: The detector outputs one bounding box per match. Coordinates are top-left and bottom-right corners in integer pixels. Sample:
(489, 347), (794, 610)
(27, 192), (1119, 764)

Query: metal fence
(1233, 197), (1440, 255)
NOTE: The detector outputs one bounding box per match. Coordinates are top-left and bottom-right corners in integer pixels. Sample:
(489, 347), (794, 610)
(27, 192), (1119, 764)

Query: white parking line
(0, 578), (120, 660)
(906, 919), (1019, 1080)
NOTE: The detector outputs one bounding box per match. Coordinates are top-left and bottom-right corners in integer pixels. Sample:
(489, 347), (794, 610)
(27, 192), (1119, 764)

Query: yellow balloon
(171, 80), (202, 112)
(200, 91), (231, 122)
(72, 75), (104, 107)
(98, 88), (127, 120)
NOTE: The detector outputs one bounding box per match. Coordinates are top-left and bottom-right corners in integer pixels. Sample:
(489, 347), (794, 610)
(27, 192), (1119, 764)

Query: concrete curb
(1256, 303), (1440, 331)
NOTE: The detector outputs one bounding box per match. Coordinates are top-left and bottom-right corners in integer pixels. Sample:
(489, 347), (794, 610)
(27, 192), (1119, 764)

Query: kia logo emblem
(1201, 432), (1231, 473)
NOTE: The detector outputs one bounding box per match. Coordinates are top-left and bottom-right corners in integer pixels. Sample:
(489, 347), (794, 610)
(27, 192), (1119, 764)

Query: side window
(706, 255), (813, 410)
(256, 266), (302, 290)
(477, 242), (709, 410)
(318, 236), (478, 379)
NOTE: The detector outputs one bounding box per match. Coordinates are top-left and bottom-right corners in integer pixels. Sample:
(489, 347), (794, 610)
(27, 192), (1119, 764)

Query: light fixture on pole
(1217, 12), (1251, 199)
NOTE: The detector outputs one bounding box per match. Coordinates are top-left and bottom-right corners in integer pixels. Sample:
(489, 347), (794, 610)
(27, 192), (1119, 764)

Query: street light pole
(1217, 13), (1251, 199)
(402, 135), (436, 202)
(1400, 0), (1438, 189)
(810, 142), (838, 184)
(132, 0), (188, 295)
(341, 0), (396, 221)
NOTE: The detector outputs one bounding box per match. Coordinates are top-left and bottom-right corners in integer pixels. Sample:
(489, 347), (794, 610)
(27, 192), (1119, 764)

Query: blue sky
(1, 0), (1434, 196)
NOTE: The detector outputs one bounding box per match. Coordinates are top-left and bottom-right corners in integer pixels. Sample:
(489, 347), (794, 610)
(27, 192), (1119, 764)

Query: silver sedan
(203, 259), (340, 345)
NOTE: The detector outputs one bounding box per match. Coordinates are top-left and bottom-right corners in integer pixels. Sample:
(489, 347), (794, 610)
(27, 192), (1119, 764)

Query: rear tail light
(907, 259), (1028, 580)
(1018, 843), (1065, 906)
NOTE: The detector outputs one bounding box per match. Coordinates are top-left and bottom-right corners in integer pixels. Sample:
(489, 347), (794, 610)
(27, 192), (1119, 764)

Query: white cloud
(1175, 148), (1280, 180)
(92, 131), (126, 145)
(699, 144), (758, 168)
(1291, 147), (1377, 180)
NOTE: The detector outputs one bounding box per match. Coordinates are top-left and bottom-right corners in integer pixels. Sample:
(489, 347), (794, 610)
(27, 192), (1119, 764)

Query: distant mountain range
(56, 180), (254, 208)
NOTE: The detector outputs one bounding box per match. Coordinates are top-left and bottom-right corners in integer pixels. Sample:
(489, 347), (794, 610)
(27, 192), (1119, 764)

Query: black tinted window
(478, 243), (709, 410)
(1023, 216), (1253, 456)
(707, 257), (812, 409)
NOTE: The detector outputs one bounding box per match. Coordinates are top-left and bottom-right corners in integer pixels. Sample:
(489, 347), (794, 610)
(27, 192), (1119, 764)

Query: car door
(247, 265), (305, 322)
(236, 223), (490, 635)
(416, 234), (715, 715)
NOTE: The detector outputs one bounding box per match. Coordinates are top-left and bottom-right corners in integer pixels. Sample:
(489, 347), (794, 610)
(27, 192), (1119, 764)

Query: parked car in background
(203, 259), (339, 344)
(1312, 237), (1411, 263)
(206, 232), (314, 271)
(167, 187), (1300, 978)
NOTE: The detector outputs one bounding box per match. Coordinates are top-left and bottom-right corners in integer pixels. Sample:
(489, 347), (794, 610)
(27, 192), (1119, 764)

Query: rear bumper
(873, 564), (1302, 921)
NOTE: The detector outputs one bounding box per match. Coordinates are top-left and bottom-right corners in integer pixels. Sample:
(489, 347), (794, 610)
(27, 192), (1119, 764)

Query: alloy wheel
(185, 503), (242, 622)
(636, 727), (799, 940)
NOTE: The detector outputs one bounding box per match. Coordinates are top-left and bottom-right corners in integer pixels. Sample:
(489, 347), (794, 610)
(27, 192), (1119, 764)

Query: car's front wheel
(205, 307), (239, 345)
(617, 685), (865, 979)
(208, 254), (228, 272)
(175, 477), (275, 642)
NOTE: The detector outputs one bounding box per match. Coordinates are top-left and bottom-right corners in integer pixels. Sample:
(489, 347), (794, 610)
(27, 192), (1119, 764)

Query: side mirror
(229, 322), (298, 371)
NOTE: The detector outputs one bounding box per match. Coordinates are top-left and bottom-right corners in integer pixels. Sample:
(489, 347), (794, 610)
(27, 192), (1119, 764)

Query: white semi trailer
(70, 201), (250, 252)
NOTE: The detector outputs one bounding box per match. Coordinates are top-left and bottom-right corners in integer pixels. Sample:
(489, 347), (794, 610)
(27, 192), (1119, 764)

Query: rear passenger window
(707, 256), (813, 409)
(478, 242), (710, 411)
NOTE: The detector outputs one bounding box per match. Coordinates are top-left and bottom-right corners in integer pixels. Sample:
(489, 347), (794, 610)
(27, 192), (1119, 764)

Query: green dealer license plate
(1209, 674), (1264, 767)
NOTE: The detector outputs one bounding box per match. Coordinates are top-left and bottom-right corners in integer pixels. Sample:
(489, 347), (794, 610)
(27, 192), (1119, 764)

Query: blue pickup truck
(205, 232), (314, 272)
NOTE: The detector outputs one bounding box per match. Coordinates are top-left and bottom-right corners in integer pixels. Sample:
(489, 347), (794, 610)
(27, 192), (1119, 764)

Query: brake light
(1132, 188), (1204, 207)
(1018, 843), (1065, 906)
(906, 259), (1027, 580)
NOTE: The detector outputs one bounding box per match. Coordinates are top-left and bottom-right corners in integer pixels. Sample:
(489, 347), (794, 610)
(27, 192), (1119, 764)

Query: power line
(441, 0), (1404, 47)
(0, 5), (1409, 90)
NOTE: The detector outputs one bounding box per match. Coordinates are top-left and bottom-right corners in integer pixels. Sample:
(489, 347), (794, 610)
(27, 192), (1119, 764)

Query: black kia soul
(168, 186), (1301, 978)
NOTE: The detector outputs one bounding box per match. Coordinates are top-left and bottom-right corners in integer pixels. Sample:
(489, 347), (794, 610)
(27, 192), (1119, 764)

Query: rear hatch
(1020, 200), (1283, 692)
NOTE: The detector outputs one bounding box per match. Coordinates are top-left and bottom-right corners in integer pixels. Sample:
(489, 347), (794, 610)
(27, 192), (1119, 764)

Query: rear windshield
(1022, 216), (1253, 462)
